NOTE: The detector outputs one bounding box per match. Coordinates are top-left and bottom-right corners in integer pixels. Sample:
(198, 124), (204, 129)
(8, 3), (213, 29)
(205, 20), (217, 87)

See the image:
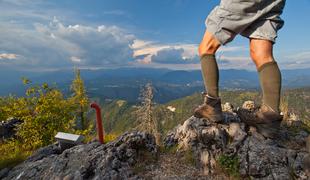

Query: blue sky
(0, 0), (309, 71)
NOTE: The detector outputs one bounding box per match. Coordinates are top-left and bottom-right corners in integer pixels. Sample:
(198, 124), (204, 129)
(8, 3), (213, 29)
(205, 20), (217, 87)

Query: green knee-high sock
(200, 54), (219, 98)
(258, 61), (282, 113)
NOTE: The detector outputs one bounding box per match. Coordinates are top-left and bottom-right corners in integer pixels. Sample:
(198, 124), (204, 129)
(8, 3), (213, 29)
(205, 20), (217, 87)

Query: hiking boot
(193, 93), (223, 123)
(237, 104), (283, 139)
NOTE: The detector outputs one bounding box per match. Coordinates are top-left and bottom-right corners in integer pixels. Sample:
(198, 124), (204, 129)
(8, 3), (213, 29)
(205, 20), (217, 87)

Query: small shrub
(217, 154), (240, 178)
(104, 134), (118, 143)
(0, 140), (32, 170)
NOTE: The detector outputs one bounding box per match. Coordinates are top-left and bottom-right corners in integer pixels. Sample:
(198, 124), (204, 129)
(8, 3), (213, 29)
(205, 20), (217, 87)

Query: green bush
(0, 70), (92, 169)
(217, 154), (240, 178)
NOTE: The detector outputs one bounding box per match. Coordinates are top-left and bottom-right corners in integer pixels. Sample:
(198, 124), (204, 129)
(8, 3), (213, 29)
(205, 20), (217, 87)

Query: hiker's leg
(250, 39), (281, 113)
(250, 38), (274, 68)
(198, 31), (221, 98)
(199, 31), (221, 56)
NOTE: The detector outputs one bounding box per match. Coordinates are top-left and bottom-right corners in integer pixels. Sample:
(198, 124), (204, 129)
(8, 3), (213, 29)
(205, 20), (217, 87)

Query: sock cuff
(257, 61), (277, 72)
(200, 54), (215, 60)
(201, 92), (220, 99)
(206, 94), (220, 100)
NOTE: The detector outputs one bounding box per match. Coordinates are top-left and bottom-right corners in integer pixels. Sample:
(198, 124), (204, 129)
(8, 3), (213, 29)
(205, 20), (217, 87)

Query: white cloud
(218, 46), (247, 52)
(151, 47), (198, 64)
(0, 53), (18, 60)
(132, 40), (247, 65)
(0, 0), (53, 25)
(272, 50), (310, 69)
(0, 0), (43, 6)
(217, 55), (255, 70)
(70, 56), (82, 63)
(132, 41), (198, 64)
(287, 51), (310, 61)
(132, 39), (154, 50)
(219, 55), (251, 62)
(133, 41), (198, 59)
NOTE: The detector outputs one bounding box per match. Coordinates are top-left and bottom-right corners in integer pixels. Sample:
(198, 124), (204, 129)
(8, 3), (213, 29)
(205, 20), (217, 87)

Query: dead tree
(135, 83), (161, 144)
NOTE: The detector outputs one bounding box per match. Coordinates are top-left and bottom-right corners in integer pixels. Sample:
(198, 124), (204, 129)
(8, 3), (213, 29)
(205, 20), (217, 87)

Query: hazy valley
(1, 67), (310, 103)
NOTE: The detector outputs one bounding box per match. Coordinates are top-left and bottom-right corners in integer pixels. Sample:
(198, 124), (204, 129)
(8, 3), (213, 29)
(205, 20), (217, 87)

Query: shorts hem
(243, 33), (277, 44)
(206, 27), (232, 46)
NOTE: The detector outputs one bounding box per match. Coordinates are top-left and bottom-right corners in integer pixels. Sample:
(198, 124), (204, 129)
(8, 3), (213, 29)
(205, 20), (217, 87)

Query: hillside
(100, 88), (310, 135)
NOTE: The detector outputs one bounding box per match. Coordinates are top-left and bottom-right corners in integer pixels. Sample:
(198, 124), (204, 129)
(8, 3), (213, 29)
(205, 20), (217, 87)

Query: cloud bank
(0, 17), (135, 69)
(0, 53), (18, 60)
(0, 0), (269, 71)
(0, 0), (309, 71)
(151, 47), (198, 64)
(0, 16), (267, 71)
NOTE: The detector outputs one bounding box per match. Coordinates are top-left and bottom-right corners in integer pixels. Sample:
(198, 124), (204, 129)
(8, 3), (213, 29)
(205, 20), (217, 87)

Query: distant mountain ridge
(1, 68), (310, 103)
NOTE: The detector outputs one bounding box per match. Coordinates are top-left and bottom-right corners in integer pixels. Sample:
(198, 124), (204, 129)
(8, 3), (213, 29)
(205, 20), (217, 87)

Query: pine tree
(70, 68), (89, 130)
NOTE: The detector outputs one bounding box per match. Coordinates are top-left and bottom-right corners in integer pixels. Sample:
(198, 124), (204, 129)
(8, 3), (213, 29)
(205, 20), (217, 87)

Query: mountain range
(1, 67), (310, 103)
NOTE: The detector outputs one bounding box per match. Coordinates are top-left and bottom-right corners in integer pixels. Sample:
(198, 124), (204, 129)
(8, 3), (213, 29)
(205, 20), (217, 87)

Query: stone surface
(1, 131), (157, 180)
(164, 106), (309, 179)
(222, 102), (234, 113)
(242, 101), (256, 111)
(0, 118), (22, 141)
(284, 113), (303, 127)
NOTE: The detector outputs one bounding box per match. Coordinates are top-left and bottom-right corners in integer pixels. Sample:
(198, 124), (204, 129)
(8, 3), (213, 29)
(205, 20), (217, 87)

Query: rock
(222, 111), (241, 124)
(25, 143), (62, 163)
(0, 118), (22, 141)
(164, 116), (244, 175)
(164, 113), (309, 179)
(242, 101), (256, 111)
(221, 102), (241, 124)
(0, 168), (10, 179)
(1, 131), (157, 180)
(222, 102), (234, 113)
(305, 136), (310, 177)
(307, 136), (310, 153)
(284, 113), (303, 127)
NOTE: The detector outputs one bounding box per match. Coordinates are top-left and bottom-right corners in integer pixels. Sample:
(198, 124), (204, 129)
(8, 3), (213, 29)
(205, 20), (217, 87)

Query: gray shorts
(206, 0), (286, 45)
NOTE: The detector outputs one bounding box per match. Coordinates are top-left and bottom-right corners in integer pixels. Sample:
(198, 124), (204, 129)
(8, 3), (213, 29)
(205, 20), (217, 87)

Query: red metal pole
(90, 102), (104, 144)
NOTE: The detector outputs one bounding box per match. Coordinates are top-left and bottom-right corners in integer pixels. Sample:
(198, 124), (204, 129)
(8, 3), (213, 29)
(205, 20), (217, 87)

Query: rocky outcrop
(164, 102), (310, 179)
(1, 101), (309, 179)
(1, 131), (157, 180)
(0, 118), (22, 141)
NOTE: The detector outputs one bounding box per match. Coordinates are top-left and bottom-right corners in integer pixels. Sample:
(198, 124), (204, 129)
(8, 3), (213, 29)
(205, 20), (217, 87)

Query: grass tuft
(217, 154), (240, 179)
